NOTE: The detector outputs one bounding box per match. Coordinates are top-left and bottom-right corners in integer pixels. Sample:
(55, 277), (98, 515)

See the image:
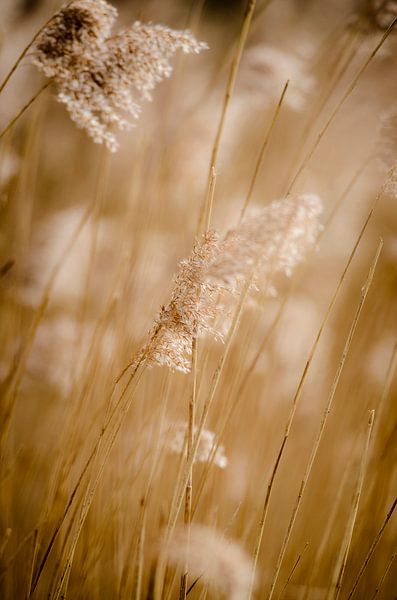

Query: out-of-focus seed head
(355, 0), (397, 32)
(165, 421), (228, 469)
(163, 525), (254, 600)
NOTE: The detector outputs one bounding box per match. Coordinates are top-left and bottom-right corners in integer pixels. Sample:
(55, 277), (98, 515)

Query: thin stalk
(286, 17), (396, 195)
(52, 362), (145, 599)
(203, 168), (216, 234)
(26, 529), (39, 599)
(0, 82), (50, 141)
(168, 275), (253, 534)
(192, 157), (374, 517)
(179, 339), (198, 600)
(31, 358), (145, 594)
(331, 410), (376, 600)
(346, 497), (397, 600)
(239, 80), (289, 222)
(135, 510), (147, 600)
(197, 0), (256, 231)
(0, 201), (94, 461)
(370, 550), (396, 599)
(304, 441), (357, 600)
(267, 240), (383, 600)
(0, 2), (74, 94)
(277, 541), (309, 600)
(247, 205), (377, 599)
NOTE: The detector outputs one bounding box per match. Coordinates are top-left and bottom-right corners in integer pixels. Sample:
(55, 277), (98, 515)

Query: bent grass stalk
(0, 83), (50, 141)
(330, 410), (376, 600)
(179, 338), (198, 600)
(239, 79), (289, 222)
(0, 202), (94, 461)
(266, 239), (383, 600)
(286, 16), (397, 195)
(346, 497), (397, 600)
(277, 541), (309, 600)
(31, 356), (146, 594)
(370, 550), (396, 599)
(303, 439), (358, 600)
(52, 362), (145, 599)
(197, 0), (256, 232)
(247, 204), (378, 599)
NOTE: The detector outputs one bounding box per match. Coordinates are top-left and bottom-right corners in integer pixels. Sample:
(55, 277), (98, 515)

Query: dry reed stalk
(0, 1), (74, 95)
(277, 541), (309, 600)
(179, 338), (198, 600)
(31, 357), (145, 594)
(134, 509), (147, 600)
(329, 410), (376, 600)
(299, 28), (362, 146)
(286, 17), (397, 195)
(0, 201), (94, 461)
(51, 369), (145, 598)
(346, 497), (397, 599)
(167, 274), (254, 535)
(26, 529), (38, 598)
(266, 240), (383, 600)
(194, 156), (373, 504)
(247, 205), (377, 599)
(203, 167), (216, 234)
(197, 0), (256, 232)
(303, 446), (357, 600)
(121, 374), (172, 597)
(239, 80), (289, 222)
(370, 550), (396, 599)
(154, 275), (254, 600)
(0, 83), (50, 141)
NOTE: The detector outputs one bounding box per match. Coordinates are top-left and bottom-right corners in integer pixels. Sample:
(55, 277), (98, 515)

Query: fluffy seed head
(33, 0), (117, 77)
(208, 194), (323, 291)
(136, 231), (225, 373)
(136, 195), (323, 373)
(165, 421), (228, 469)
(32, 3), (208, 151)
(163, 525), (254, 600)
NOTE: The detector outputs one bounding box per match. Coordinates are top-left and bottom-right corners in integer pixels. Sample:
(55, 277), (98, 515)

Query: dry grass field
(0, 0), (396, 598)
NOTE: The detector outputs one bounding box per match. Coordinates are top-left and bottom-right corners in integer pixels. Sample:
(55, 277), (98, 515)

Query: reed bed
(0, 0), (396, 598)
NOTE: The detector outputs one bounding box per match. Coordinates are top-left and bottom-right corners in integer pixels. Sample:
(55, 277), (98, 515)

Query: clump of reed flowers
(32, 0), (207, 151)
(134, 194), (323, 374)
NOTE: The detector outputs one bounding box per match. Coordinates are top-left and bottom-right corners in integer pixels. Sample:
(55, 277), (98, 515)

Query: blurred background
(0, 0), (396, 598)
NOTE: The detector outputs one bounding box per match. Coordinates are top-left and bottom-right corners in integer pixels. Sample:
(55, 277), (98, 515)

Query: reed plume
(32, 0), (207, 151)
(133, 194), (322, 374)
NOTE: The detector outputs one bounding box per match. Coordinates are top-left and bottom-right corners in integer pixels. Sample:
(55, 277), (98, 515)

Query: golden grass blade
(286, 17), (397, 194)
(31, 358), (144, 593)
(346, 497), (397, 600)
(239, 80), (289, 222)
(277, 541), (309, 600)
(266, 239), (383, 600)
(197, 0), (256, 231)
(0, 83), (50, 141)
(370, 550), (396, 599)
(179, 338), (198, 600)
(330, 410), (375, 600)
(247, 207), (378, 598)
